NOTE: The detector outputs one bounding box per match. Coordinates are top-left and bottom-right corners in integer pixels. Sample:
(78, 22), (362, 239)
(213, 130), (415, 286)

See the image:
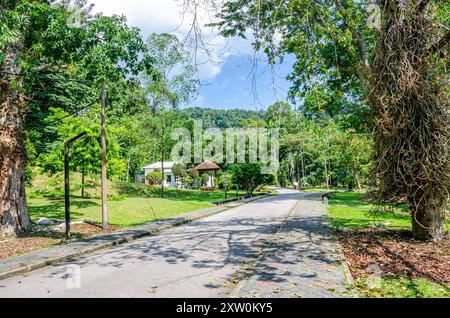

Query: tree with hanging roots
(203, 0), (450, 241)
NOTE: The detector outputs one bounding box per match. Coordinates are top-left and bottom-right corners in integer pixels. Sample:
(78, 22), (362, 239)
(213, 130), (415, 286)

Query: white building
(143, 162), (177, 188)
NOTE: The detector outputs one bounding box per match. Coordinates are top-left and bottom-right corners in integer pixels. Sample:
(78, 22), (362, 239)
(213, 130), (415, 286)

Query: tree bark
(100, 81), (108, 230)
(160, 152), (165, 198)
(411, 198), (446, 242)
(370, 1), (449, 242)
(0, 37), (32, 237)
(81, 168), (85, 198)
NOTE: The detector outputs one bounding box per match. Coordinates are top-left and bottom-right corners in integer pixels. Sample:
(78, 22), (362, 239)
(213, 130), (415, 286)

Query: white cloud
(88, 0), (254, 80)
(194, 94), (205, 106)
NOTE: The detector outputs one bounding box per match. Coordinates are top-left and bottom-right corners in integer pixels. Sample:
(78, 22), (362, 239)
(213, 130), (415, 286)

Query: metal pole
(101, 81), (108, 230)
(64, 142), (71, 240)
(63, 132), (87, 240)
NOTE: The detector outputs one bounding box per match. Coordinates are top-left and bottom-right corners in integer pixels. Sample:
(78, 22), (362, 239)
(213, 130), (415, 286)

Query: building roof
(143, 162), (177, 170)
(194, 160), (221, 172)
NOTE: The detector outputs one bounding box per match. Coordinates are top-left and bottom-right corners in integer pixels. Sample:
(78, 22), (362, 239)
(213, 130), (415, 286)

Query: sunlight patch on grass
(328, 192), (411, 230)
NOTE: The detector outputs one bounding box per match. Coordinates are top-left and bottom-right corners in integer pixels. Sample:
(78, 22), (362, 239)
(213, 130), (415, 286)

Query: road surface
(0, 189), (302, 298)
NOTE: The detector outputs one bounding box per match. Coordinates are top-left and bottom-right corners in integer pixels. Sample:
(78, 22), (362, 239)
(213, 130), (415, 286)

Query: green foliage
(213, 0), (375, 124)
(37, 108), (126, 178)
(231, 163), (275, 194)
(280, 116), (373, 189)
(179, 107), (264, 129)
(265, 101), (298, 133)
(145, 170), (163, 186)
(172, 163), (187, 180)
(144, 33), (198, 112)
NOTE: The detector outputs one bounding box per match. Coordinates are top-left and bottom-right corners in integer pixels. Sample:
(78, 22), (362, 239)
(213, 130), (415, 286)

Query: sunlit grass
(328, 192), (412, 230)
(355, 277), (450, 298)
(28, 186), (244, 227)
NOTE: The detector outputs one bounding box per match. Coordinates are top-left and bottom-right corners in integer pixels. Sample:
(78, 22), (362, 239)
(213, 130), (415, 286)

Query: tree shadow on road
(42, 191), (342, 293)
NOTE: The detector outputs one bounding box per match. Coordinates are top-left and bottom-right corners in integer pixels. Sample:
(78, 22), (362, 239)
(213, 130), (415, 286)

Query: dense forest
(179, 107), (264, 129)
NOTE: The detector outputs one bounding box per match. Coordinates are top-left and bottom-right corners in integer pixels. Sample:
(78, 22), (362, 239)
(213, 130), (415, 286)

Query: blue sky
(195, 54), (294, 111)
(89, 0), (294, 111)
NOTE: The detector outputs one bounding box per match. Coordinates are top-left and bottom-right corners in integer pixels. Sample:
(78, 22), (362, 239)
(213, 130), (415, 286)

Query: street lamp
(64, 132), (87, 240)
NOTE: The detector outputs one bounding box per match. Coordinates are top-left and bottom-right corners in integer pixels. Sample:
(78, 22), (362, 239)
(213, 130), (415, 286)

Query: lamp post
(64, 132), (87, 240)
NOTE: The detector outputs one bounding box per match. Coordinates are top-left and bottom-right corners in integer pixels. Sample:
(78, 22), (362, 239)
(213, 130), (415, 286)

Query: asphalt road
(0, 189), (302, 298)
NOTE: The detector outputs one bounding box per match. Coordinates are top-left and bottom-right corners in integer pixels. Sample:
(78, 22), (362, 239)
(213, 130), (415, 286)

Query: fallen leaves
(0, 223), (122, 261)
(336, 229), (450, 285)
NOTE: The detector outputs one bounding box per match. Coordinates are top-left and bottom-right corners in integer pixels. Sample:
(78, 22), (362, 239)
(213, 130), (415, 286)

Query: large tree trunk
(370, 1), (450, 242)
(410, 195), (446, 242)
(0, 38), (32, 237)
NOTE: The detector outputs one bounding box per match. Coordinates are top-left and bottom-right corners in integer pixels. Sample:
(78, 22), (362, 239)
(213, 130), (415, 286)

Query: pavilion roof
(194, 160), (221, 172)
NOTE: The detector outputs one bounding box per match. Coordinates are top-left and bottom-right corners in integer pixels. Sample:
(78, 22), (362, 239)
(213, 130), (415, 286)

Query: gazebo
(194, 160), (221, 189)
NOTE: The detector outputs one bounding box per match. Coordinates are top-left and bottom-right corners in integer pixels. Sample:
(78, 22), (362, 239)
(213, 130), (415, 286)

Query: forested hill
(179, 107), (264, 128)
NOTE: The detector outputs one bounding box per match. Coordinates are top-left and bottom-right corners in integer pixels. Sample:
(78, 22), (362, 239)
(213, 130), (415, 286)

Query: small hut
(194, 160), (221, 190)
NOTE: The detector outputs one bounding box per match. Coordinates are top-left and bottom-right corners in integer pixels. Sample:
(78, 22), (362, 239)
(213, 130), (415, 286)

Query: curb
(0, 194), (269, 282)
(320, 194), (359, 298)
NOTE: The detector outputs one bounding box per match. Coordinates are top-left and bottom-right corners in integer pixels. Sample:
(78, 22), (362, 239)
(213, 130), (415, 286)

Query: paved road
(232, 193), (356, 298)
(0, 189), (302, 298)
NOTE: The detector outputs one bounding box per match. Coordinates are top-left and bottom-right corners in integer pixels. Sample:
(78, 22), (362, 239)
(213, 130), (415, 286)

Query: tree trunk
(324, 159), (330, 190)
(126, 154), (131, 183)
(412, 210), (445, 242)
(0, 38), (32, 237)
(81, 169), (85, 198)
(410, 196), (446, 242)
(160, 152), (165, 198)
(369, 2), (450, 242)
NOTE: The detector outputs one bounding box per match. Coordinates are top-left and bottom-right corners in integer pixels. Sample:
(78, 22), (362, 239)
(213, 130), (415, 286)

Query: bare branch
(31, 63), (69, 73)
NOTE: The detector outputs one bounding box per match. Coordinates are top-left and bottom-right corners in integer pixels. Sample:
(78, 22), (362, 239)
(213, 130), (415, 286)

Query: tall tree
(1, 1), (77, 237)
(213, 0), (450, 241)
(0, 1), (154, 236)
(144, 33), (198, 114)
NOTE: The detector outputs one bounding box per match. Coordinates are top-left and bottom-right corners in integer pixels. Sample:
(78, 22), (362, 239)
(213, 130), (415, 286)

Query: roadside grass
(327, 192), (450, 298)
(0, 174), (255, 260)
(28, 187), (244, 227)
(303, 186), (347, 193)
(328, 192), (411, 230)
(355, 277), (450, 298)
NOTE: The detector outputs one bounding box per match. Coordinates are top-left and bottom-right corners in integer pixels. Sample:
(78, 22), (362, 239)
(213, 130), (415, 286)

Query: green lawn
(327, 192), (450, 298)
(328, 192), (412, 230)
(28, 186), (245, 227)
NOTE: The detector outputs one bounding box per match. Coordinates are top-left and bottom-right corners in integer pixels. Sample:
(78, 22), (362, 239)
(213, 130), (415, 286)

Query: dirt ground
(336, 229), (450, 285)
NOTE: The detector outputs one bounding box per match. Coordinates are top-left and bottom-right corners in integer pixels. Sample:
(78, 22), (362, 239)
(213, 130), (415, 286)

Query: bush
(231, 163), (275, 194)
(146, 170), (163, 185)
